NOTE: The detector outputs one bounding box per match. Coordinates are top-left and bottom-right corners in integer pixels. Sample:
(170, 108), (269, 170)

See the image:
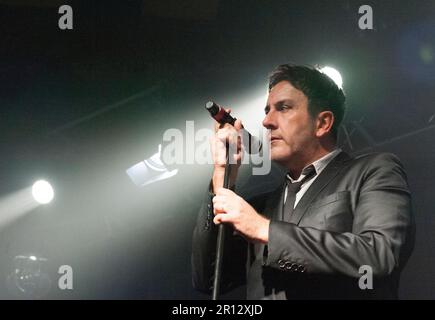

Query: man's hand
(210, 108), (243, 193)
(212, 188), (270, 244)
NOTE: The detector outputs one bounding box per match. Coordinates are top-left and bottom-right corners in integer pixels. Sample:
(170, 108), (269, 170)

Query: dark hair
(268, 64), (346, 140)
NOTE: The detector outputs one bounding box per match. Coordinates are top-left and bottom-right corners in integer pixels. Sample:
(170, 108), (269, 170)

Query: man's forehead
(267, 81), (306, 104)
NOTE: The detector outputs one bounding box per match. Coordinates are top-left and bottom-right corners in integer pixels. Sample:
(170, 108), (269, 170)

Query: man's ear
(315, 111), (334, 138)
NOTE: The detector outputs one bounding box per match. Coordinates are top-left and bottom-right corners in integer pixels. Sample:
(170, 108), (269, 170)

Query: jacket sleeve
(264, 153), (415, 278)
(191, 185), (248, 294)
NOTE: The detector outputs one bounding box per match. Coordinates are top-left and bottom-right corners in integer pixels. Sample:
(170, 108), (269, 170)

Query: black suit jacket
(191, 152), (415, 299)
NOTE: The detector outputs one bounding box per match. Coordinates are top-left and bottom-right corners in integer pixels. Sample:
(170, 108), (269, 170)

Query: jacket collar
(262, 151), (352, 224)
(289, 151), (351, 224)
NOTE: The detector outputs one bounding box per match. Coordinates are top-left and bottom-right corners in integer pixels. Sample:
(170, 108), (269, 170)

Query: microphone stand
(212, 141), (231, 300)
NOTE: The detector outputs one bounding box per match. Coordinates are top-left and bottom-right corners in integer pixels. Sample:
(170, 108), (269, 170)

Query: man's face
(262, 80), (317, 165)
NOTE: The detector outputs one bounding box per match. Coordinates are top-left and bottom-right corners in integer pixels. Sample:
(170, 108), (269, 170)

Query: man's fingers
(216, 187), (236, 196)
(213, 108), (243, 133)
(213, 108), (231, 131)
(226, 130), (243, 149)
(212, 195), (226, 214)
(234, 119), (243, 130)
(213, 215), (221, 225)
(213, 206), (226, 214)
(233, 153), (242, 163)
(213, 214), (231, 225)
(212, 195), (225, 203)
(215, 121), (232, 132)
(216, 127), (233, 142)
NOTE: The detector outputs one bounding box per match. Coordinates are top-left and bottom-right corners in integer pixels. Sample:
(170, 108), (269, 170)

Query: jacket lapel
(289, 151), (351, 225)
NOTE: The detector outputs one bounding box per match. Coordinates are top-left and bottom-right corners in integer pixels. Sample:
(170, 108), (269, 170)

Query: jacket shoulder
(346, 151), (410, 193)
(352, 151), (403, 164)
(349, 151), (406, 172)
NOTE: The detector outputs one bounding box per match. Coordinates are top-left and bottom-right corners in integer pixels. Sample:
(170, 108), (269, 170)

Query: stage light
(126, 144), (178, 187)
(31, 180), (54, 204)
(320, 66), (343, 89)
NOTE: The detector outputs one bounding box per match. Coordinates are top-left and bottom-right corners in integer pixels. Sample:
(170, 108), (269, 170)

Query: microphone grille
(205, 101), (219, 115)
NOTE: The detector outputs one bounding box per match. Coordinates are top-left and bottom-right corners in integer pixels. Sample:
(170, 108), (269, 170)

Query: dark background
(0, 0), (434, 299)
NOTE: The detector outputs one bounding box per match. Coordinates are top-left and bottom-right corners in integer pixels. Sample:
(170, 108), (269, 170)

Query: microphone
(205, 101), (262, 154)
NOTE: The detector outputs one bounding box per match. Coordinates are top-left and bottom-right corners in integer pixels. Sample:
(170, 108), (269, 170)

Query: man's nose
(262, 110), (277, 129)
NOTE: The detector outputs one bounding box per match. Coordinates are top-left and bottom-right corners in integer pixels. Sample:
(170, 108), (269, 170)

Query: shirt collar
(287, 148), (342, 183)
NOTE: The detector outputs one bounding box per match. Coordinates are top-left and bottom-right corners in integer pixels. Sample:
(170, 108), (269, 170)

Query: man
(191, 64), (415, 299)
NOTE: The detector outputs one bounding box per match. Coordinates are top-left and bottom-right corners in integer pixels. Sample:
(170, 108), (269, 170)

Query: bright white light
(32, 180), (54, 204)
(320, 66), (343, 89)
(126, 145), (178, 187)
(29, 255), (37, 261)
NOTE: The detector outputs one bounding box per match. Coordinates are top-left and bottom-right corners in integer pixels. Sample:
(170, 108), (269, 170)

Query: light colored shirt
(284, 148), (342, 208)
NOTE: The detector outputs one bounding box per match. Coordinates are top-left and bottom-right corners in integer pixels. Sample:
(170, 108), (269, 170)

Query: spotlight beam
(0, 188), (39, 230)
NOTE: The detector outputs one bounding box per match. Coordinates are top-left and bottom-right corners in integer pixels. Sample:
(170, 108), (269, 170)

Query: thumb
(234, 119), (243, 131)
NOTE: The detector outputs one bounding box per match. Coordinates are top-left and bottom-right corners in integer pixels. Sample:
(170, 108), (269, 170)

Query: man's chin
(270, 152), (289, 164)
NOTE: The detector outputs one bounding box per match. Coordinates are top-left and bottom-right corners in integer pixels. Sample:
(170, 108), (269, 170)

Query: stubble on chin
(270, 148), (291, 166)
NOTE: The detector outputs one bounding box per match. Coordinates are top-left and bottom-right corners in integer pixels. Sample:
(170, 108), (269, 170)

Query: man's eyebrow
(276, 99), (295, 105)
(265, 99), (296, 112)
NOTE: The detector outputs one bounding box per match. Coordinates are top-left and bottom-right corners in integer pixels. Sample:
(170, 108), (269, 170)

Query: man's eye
(278, 104), (292, 111)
